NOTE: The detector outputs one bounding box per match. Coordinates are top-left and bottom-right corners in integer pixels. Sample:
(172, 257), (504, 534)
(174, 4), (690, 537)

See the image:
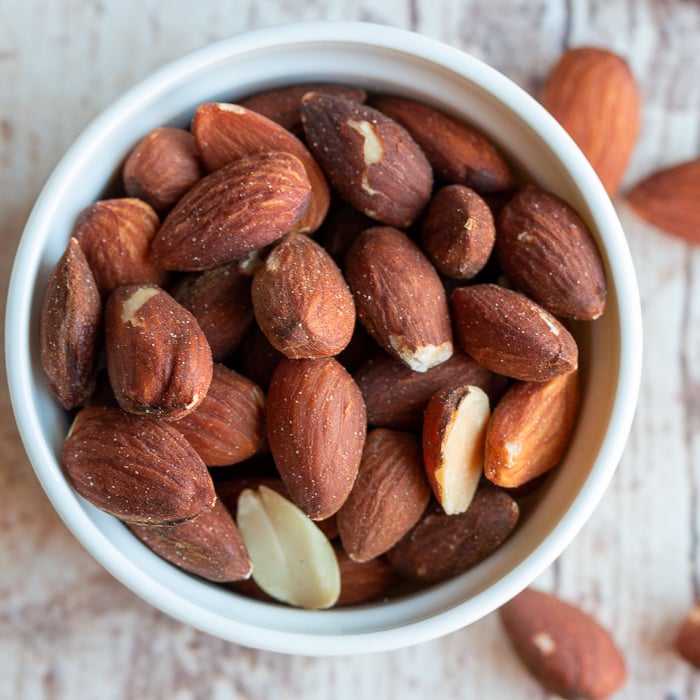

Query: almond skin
(345, 226), (453, 373)
(39, 238), (102, 410)
(150, 151), (311, 271)
(676, 606), (700, 668)
(335, 549), (396, 606)
(62, 406), (217, 525)
(451, 283), (578, 382)
(266, 357), (367, 520)
(301, 92), (433, 228)
(251, 233), (356, 359)
(541, 46), (640, 197)
(105, 284), (213, 421)
(497, 186), (607, 320)
(626, 158), (700, 244)
(499, 588), (626, 699)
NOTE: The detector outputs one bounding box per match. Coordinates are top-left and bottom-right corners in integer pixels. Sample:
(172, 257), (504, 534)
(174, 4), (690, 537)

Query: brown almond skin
(497, 186), (607, 320)
(128, 500), (252, 582)
(62, 406), (217, 525)
(335, 549), (397, 606)
(252, 233), (356, 359)
(173, 364), (265, 467)
(499, 588), (626, 699)
(301, 92), (433, 228)
(266, 357), (367, 520)
(122, 126), (204, 215)
(676, 606), (700, 668)
(236, 326), (285, 391)
(451, 284), (578, 382)
(485, 371), (580, 488)
(151, 151), (311, 271)
(386, 483), (519, 583)
(105, 284), (213, 421)
(337, 428), (431, 562)
(345, 227), (453, 373)
(373, 95), (513, 193)
(40, 238), (102, 410)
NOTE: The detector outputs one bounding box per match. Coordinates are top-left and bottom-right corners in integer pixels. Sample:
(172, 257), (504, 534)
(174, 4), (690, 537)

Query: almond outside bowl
(4, 21), (642, 655)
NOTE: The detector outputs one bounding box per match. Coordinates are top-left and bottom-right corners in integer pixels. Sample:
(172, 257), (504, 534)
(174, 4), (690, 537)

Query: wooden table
(1, 1), (698, 697)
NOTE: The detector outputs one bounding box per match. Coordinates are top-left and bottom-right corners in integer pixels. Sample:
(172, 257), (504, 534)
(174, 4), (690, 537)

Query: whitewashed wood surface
(1, 1), (699, 698)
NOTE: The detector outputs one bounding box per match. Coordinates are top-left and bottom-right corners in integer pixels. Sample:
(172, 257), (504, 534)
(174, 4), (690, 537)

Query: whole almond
(337, 428), (431, 562)
(541, 46), (640, 197)
(335, 549), (396, 606)
(345, 226), (453, 372)
(266, 357), (367, 520)
(373, 95), (513, 193)
(451, 283), (578, 381)
(499, 588), (626, 699)
(150, 151), (311, 271)
(676, 605), (700, 668)
(626, 158), (700, 244)
(62, 405), (217, 525)
(105, 284), (213, 421)
(40, 238), (102, 410)
(497, 186), (607, 320)
(301, 92), (433, 228)
(485, 371), (580, 488)
(251, 233), (356, 359)
(236, 325), (284, 391)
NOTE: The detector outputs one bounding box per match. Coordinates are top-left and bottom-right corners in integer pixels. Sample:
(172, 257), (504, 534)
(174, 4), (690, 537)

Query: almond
(128, 499), (252, 582)
(676, 605), (700, 668)
(236, 325), (284, 391)
(335, 549), (396, 606)
(541, 46), (640, 197)
(251, 232), (356, 358)
(499, 588), (626, 699)
(61, 405), (216, 525)
(105, 284), (213, 421)
(496, 185), (607, 320)
(626, 158), (700, 244)
(150, 151), (311, 271)
(266, 357), (367, 520)
(337, 428), (431, 562)
(451, 283), (578, 381)
(122, 126), (204, 214)
(173, 364), (265, 467)
(485, 371), (580, 488)
(300, 92), (433, 228)
(345, 226), (453, 372)
(39, 238), (102, 410)
(422, 385), (490, 515)
(373, 95), (513, 193)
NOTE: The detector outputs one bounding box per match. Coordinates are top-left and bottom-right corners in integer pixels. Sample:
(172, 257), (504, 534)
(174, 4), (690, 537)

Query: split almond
(422, 385), (490, 515)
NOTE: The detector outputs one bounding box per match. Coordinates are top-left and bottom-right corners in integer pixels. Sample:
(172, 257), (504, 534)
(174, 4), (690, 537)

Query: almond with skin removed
(451, 283), (578, 381)
(123, 126), (204, 215)
(236, 485), (341, 609)
(541, 46), (640, 197)
(40, 238), (102, 410)
(626, 158), (700, 244)
(150, 151), (311, 271)
(105, 284), (213, 421)
(128, 500), (252, 582)
(499, 588), (626, 699)
(192, 102), (329, 233)
(73, 198), (167, 297)
(62, 406), (216, 525)
(345, 226), (453, 373)
(387, 483), (519, 583)
(266, 357), (367, 520)
(337, 428), (431, 562)
(422, 385), (490, 515)
(173, 364), (265, 467)
(676, 606), (700, 668)
(335, 548), (396, 606)
(301, 92), (433, 228)
(373, 95), (513, 193)
(497, 185), (607, 320)
(251, 233), (356, 359)
(485, 371), (580, 488)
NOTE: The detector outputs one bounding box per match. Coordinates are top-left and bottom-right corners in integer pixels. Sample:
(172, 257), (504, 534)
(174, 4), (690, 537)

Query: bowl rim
(4, 20), (642, 655)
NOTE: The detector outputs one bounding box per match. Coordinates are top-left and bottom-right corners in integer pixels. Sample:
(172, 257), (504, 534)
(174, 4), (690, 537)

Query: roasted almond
(676, 605), (700, 669)
(236, 325), (284, 391)
(62, 405), (216, 525)
(335, 548), (396, 606)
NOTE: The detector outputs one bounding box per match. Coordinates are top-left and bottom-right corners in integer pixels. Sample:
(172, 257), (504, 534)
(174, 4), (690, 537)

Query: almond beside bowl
(4, 21), (642, 655)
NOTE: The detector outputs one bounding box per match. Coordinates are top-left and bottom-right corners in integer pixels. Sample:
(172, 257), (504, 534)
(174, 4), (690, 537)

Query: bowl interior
(5, 22), (641, 655)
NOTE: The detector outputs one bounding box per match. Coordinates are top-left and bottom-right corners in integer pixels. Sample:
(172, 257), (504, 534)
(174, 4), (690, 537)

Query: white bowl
(5, 21), (642, 655)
